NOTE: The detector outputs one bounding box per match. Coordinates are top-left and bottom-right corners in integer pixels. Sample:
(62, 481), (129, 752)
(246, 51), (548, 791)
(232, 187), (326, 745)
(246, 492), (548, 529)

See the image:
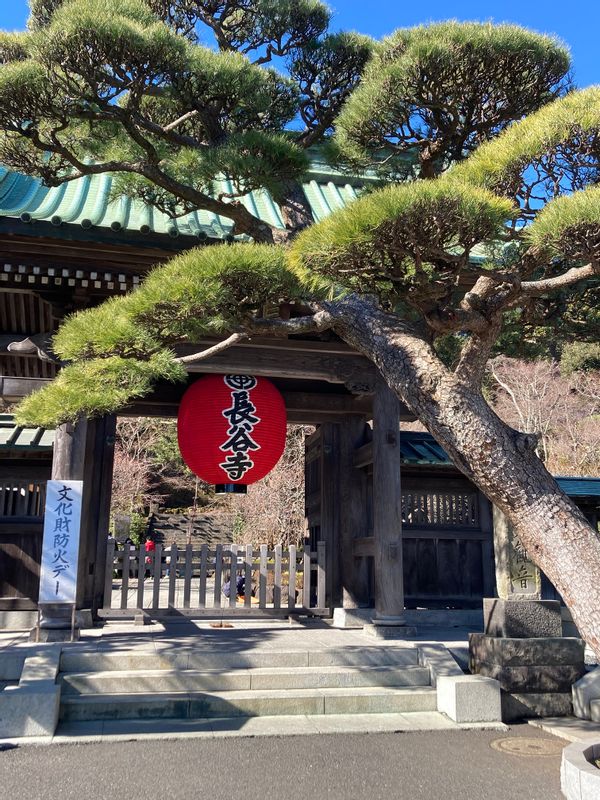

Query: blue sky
(2, 0), (599, 87)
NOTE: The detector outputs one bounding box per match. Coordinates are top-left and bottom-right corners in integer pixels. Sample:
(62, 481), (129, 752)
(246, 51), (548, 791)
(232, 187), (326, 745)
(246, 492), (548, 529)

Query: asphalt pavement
(0, 725), (565, 800)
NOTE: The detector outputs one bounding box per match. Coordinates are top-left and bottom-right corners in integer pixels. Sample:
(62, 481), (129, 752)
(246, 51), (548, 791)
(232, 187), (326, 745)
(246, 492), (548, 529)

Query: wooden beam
(176, 342), (378, 385)
(124, 391), (372, 420)
(353, 441), (373, 469)
(319, 423), (339, 607)
(283, 392), (371, 414)
(193, 336), (357, 356)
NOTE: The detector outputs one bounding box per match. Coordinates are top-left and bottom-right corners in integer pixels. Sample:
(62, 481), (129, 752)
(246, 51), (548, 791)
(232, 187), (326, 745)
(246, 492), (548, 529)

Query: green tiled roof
(400, 433), (600, 499)
(0, 414), (54, 451)
(399, 432), (450, 465)
(0, 159), (373, 243)
(555, 477), (600, 499)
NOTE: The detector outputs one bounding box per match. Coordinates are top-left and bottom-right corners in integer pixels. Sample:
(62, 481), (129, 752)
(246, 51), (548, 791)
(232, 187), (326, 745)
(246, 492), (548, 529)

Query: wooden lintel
(352, 536), (374, 557)
(194, 336), (356, 356)
(177, 343), (378, 385)
(124, 391), (372, 421)
(283, 392), (371, 414)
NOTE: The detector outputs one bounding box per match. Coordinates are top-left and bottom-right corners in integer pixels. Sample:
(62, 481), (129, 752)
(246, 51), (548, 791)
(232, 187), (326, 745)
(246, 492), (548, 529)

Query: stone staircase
(58, 646), (438, 723)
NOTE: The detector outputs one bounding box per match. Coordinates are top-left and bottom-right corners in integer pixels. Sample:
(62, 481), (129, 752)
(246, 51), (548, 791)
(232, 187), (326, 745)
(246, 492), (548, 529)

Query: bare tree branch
(454, 321), (502, 385)
(164, 109), (200, 132)
(249, 309), (333, 337)
(174, 310), (334, 366)
(521, 262), (599, 296)
(175, 332), (248, 365)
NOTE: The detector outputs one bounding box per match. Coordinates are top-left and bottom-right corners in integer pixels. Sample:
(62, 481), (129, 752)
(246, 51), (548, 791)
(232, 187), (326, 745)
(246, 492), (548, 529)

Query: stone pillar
(492, 505), (541, 600)
(369, 381), (415, 636)
(470, 505), (583, 721)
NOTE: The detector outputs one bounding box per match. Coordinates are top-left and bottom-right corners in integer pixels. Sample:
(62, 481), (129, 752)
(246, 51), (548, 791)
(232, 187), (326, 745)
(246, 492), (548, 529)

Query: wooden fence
(0, 479), (46, 518)
(101, 541), (328, 618)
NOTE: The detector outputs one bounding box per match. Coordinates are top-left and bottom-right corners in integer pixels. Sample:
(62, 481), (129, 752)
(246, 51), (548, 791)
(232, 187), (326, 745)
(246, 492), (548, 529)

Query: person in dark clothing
(222, 574), (245, 598)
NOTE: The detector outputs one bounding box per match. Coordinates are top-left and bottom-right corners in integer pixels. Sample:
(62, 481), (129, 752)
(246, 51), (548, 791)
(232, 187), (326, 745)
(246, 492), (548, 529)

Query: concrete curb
(561, 740), (600, 800)
(0, 645), (62, 737)
(0, 712), (508, 748)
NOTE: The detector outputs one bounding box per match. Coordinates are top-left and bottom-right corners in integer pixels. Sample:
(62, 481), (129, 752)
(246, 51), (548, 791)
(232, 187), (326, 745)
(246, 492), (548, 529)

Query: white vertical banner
(38, 480), (84, 604)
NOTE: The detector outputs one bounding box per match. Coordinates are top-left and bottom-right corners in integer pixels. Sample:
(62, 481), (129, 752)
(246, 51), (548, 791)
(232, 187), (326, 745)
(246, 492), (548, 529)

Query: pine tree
(3, 4), (600, 654)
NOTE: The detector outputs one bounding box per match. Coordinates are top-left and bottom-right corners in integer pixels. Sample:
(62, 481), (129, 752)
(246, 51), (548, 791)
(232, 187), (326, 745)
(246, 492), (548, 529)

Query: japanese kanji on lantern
(177, 374), (287, 490)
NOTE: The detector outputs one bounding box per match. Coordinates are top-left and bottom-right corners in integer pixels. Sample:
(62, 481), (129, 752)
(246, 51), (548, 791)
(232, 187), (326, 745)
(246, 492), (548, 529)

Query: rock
(483, 598), (562, 638)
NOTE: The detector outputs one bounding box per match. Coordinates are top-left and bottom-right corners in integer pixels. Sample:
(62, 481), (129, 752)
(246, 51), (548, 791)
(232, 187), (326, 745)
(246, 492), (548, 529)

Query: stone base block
(477, 662), (584, 693)
(0, 685), (60, 737)
(483, 598), (562, 638)
(469, 633), (585, 669)
(332, 608), (373, 629)
(363, 624), (417, 639)
(437, 675), (502, 723)
(0, 611), (38, 630)
(573, 667), (600, 720)
(470, 633), (585, 721)
(501, 691), (573, 722)
(418, 644), (463, 688)
(30, 627), (80, 642)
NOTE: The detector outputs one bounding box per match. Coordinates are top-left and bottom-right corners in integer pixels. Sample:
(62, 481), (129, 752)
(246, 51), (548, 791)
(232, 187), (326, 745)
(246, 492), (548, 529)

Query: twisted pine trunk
(329, 296), (600, 658)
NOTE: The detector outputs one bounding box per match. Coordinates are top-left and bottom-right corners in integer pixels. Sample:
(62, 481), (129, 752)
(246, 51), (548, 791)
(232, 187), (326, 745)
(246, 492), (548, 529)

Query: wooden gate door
(0, 478), (47, 610)
(100, 541), (328, 619)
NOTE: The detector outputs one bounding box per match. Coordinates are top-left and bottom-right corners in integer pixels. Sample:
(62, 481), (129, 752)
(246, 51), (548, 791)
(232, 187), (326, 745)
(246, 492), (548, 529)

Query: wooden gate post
(372, 380), (413, 632)
(87, 415), (117, 615)
(338, 417), (370, 608)
(319, 422), (340, 607)
(51, 415), (116, 616)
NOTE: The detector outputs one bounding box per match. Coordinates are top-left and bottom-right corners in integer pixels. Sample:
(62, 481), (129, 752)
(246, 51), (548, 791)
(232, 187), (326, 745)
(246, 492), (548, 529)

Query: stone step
(590, 698), (600, 723)
(59, 664), (431, 695)
(60, 646), (420, 673)
(60, 686), (437, 722)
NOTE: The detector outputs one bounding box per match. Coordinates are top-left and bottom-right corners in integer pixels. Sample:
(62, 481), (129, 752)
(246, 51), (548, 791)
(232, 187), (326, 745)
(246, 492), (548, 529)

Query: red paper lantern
(177, 374), (287, 486)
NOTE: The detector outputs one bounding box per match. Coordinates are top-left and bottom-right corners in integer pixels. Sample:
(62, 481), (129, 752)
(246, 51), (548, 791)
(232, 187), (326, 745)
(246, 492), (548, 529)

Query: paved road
(0, 726), (565, 800)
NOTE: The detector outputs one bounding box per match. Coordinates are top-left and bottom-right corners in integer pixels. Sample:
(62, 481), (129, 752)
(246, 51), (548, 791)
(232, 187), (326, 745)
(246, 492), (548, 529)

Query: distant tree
(490, 358), (600, 477)
(0, 0), (373, 242)
(111, 416), (207, 514)
(5, 6), (600, 655)
(560, 342), (600, 375)
(233, 425), (309, 547)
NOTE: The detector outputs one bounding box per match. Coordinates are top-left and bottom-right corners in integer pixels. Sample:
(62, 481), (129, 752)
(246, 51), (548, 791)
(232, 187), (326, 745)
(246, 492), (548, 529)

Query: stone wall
(148, 512), (235, 549)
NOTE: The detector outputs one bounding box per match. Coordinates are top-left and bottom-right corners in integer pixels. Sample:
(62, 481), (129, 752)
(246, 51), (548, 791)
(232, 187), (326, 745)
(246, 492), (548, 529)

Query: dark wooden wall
(0, 458), (52, 608)
(305, 427), (496, 609)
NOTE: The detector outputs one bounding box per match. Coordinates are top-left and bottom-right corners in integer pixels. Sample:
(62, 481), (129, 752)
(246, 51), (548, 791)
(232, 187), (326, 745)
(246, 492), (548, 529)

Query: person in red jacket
(144, 537), (156, 577)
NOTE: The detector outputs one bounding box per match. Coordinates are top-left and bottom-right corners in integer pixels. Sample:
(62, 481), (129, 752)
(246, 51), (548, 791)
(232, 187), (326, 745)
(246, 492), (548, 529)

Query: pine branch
(175, 332), (248, 365)
(521, 263), (599, 296)
(173, 310), (334, 366)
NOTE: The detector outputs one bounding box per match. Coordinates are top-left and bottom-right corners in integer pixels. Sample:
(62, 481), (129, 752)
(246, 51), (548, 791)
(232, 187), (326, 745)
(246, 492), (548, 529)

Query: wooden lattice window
(401, 491), (479, 528)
